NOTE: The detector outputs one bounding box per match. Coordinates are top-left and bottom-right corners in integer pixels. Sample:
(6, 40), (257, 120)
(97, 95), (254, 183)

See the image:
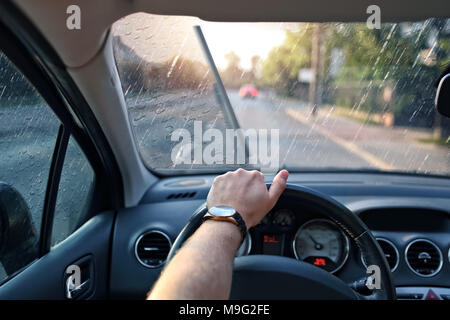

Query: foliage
(259, 20), (449, 128)
(260, 25), (313, 95)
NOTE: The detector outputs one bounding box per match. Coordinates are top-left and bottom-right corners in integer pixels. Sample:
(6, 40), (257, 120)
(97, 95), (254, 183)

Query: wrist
(201, 219), (242, 250)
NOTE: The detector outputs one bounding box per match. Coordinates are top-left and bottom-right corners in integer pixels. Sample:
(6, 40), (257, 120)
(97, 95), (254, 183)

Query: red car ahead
(239, 84), (258, 99)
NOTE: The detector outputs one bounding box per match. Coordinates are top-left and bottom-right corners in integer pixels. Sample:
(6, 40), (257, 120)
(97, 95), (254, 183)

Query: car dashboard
(109, 172), (450, 300)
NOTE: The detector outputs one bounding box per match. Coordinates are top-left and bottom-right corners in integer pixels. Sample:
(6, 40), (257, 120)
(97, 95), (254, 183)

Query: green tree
(260, 25), (313, 95)
(260, 20), (449, 131)
(325, 21), (445, 129)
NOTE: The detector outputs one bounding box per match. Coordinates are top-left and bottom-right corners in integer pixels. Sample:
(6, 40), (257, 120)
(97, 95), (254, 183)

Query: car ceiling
(13, 0), (450, 68)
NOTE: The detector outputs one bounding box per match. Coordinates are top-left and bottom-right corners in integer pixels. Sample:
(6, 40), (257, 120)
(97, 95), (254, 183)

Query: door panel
(0, 211), (114, 299)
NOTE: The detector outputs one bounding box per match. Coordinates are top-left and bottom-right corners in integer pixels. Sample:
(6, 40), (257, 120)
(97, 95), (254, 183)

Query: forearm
(147, 220), (242, 300)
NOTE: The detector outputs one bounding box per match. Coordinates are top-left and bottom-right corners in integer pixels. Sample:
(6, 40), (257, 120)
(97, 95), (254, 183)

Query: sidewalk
(279, 97), (448, 174)
(276, 95), (442, 149)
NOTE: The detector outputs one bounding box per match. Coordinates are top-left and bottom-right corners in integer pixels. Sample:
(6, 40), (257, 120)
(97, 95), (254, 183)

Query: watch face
(209, 206), (236, 217)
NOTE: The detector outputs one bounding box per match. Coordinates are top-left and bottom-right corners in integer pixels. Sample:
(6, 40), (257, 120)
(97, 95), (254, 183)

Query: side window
(0, 51), (61, 282)
(51, 136), (94, 247)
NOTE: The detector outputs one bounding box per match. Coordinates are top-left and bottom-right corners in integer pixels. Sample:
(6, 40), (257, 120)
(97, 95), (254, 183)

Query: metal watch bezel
(208, 205), (237, 217)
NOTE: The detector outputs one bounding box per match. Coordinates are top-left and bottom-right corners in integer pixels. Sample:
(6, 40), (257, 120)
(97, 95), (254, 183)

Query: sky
(200, 22), (288, 70)
(112, 13), (290, 70)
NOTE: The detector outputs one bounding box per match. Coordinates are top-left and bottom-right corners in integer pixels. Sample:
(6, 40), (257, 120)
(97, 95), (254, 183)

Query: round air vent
(361, 238), (399, 272)
(405, 239), (443, 277)
(135, 231), (172, 268)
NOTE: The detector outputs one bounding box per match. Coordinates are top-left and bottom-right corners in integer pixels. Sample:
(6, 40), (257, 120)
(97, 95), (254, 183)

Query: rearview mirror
(436, 73), (450, 118)
(0, 182), (38, 276)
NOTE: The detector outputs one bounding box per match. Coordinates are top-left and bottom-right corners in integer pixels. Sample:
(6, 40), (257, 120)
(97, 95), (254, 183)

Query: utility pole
(309, 23), (323, 116)
(433, 23), (442, 139)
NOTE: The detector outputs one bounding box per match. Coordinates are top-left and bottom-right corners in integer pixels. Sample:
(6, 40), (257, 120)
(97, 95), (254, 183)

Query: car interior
(0, 0), (449, 300)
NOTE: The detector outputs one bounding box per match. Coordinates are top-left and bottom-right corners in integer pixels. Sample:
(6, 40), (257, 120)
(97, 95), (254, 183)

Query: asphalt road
(227, 90), (449, 175)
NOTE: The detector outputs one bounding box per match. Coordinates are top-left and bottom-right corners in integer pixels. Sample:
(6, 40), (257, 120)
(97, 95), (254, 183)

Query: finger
(268, 170), (289, 205)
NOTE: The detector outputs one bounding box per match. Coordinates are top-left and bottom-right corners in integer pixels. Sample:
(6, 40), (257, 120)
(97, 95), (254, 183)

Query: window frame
(0, 1), (123, 262)
(50, 133), (97, 248)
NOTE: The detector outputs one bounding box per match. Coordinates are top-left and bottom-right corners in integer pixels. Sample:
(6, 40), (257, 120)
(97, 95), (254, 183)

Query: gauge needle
(308, 234), (323, 250)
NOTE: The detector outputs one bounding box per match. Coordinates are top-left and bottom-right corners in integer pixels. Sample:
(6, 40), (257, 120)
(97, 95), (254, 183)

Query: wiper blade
(193, 25), (241, 130)
(194, 25), (249, 164)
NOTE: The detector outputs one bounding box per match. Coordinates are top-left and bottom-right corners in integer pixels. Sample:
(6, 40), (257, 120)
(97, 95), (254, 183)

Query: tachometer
(272, 209), (295, 227)
(293, 219), (349, 273)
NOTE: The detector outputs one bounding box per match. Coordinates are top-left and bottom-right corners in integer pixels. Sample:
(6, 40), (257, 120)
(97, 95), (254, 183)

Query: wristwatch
(203, 206), (247, 241)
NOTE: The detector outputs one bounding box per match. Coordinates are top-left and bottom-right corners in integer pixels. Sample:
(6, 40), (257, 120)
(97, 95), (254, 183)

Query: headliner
(12, 0), (450, 67)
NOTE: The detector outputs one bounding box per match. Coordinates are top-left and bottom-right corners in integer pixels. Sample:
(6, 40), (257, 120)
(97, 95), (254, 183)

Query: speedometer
(293, 219), (349, 273)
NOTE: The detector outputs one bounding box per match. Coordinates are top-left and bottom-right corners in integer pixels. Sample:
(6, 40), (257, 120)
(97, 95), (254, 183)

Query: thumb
(268, 170), (289, 205)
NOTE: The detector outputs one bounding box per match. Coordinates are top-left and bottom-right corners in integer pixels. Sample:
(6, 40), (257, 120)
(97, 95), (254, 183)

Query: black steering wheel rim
(166, 183), (396, 300)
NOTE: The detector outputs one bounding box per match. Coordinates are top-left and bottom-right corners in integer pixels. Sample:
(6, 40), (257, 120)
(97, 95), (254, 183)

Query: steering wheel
(166, 184), (396, 300)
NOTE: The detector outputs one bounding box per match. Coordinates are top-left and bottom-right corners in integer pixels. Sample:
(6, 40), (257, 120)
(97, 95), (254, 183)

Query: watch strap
(231, 212), (247, 240)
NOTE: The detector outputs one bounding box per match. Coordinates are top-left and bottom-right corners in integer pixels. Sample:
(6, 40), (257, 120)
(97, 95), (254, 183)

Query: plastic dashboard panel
(110, 199), (205, 298)
(109, 173), (450, 299)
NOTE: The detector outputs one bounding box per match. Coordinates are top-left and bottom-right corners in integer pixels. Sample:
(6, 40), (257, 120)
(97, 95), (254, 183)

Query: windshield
(112, 13), (450, 175)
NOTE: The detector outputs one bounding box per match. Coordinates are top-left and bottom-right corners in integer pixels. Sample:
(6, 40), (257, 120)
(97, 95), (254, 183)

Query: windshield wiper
(194, 25), (249, 163)
(193, 25), (241, 129)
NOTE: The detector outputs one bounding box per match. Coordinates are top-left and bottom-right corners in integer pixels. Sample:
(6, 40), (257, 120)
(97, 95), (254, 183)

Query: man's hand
(207, 169), (289, 228)
(148, 169), (289, 300)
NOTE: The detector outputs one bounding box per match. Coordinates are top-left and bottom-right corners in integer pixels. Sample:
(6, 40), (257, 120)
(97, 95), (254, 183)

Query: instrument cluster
(251, 208), (350, 273)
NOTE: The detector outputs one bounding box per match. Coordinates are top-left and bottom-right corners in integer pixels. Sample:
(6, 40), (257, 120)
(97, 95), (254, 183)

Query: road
(227, 90), (449, 174)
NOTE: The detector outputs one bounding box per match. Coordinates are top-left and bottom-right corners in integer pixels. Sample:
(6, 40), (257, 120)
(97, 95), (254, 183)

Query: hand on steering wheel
(167, 169), (396, 300)
(207, 168), (289, 229)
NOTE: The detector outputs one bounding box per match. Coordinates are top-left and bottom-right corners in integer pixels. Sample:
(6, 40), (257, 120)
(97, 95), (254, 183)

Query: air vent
(377, 238), (399, 271)
(135, 231), (172, 268)
(406, 239), (443, 277)
(361, 238), (399, 272)
(166, 191), (196, 200)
